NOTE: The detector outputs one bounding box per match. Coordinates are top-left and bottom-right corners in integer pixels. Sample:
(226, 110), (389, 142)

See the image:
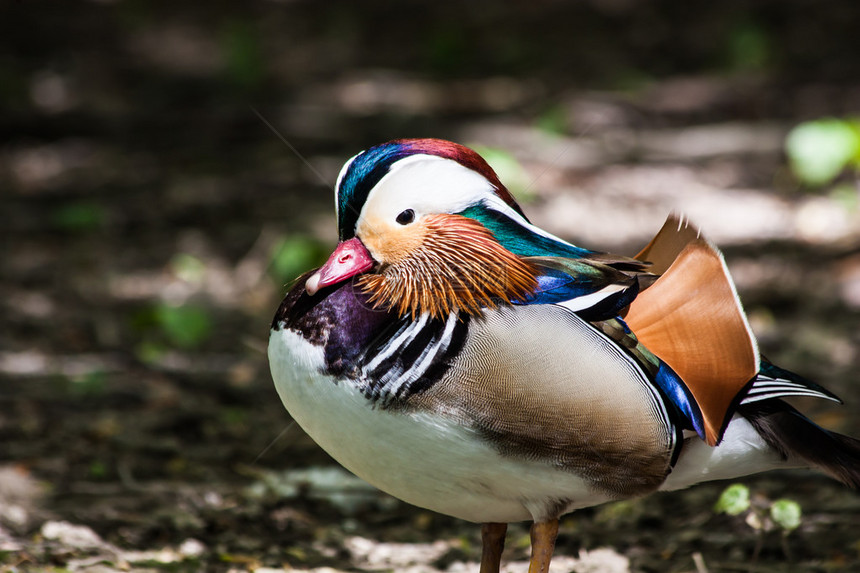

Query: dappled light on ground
(2, 1), (860, 571)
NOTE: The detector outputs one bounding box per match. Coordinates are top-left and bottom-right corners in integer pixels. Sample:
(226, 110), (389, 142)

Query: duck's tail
(740, 400), (860, 489)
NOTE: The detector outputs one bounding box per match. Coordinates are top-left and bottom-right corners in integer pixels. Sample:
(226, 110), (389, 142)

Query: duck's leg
(480, 522), (508, 573)
(527, 519), (559, 573)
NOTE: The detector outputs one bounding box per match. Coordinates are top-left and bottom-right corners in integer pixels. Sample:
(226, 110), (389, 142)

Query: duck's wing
(634, 213), (703, 273)
(498, 212), (755, 447)
(410, 303), (679, 499)
(460, 202), (654, 320)
(515, 250), (661, 322)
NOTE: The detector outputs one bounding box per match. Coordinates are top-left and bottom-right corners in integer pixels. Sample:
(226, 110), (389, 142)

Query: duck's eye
(396, 209), (415, 225)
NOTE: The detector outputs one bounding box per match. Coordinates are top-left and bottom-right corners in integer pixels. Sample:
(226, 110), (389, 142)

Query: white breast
(268, 327), (611, 523)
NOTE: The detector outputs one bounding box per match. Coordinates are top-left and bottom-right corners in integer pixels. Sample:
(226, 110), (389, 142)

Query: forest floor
(3, 2), (860, 572)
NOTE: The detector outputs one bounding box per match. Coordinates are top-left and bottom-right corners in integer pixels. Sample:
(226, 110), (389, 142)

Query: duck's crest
(336, 138), (524, 240)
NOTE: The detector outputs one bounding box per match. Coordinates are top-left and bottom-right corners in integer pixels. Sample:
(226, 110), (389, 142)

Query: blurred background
(2, 1), (860, 572)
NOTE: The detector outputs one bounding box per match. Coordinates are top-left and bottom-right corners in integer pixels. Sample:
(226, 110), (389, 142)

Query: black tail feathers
(740, 400), (860, 489)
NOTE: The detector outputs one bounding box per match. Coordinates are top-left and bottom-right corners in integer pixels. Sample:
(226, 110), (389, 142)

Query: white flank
(660, 415), (797, 490)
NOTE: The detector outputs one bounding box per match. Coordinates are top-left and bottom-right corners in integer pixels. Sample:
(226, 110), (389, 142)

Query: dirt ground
(2, 2), (860, 572)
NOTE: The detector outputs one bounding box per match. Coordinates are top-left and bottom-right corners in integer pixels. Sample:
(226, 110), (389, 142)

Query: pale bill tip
(305, 271), (322, 296)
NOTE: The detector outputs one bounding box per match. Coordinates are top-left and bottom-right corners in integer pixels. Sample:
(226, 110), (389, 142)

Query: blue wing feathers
(654, 362), (707, 440)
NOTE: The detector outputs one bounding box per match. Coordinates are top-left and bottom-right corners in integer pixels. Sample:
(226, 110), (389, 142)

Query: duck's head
(305, 138), (544, 319)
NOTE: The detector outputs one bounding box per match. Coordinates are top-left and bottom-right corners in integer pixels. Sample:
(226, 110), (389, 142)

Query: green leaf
(89, 460), (107, 479)
(221, 20), (264, 89)
(52, 202), (107, 231)
(423, 24), (469, 75)
(829, 183), (860, 212)
(594, 499), (642, 525)
(69, 370), (107, 396)
(728, 21), (770, 71)
(135, 340), (166, 364)
(714, 483), (751, 516)
(155, 304), (212, 348)
(770, 499), (802, 531)
(170, 253), (207, 284)
(269, 236), (330, 283)
(535, 105), (568, 136)
(785, 118), (860, 186)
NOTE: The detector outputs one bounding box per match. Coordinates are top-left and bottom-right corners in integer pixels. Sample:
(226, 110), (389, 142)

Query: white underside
(269, 327), (797, 523)
(269, 328), (615, 523)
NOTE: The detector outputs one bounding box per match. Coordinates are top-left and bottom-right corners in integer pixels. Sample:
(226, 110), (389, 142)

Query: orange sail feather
(626, 221), (759, 446)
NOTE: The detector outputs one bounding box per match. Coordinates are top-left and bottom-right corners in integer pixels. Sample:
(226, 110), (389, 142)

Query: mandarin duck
(268, 138), (860, 573)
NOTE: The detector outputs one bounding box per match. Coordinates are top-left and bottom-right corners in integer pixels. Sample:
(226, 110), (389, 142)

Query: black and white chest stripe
(356, 311), (469, 405)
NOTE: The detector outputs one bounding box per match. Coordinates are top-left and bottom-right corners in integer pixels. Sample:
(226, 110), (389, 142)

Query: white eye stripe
(358, 155), (494, 225)
(334, 152), (362, 221)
